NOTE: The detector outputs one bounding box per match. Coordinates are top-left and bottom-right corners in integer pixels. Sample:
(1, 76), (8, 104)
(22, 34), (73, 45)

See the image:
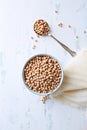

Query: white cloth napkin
(53, 50), (87, 108)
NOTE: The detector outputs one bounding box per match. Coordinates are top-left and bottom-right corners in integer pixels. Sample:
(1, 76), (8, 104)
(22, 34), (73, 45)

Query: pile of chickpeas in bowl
(23, 54), (64, 96)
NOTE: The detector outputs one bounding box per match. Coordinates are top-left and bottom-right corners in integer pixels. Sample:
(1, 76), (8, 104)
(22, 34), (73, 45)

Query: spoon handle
(49, 34), (77, 57)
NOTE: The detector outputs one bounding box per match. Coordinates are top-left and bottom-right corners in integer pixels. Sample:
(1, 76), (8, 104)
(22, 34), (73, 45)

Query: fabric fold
(53, 50), (87, 108)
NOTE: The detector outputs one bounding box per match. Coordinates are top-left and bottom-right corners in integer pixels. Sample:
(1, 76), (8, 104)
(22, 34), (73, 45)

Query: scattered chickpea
(42, 96), (49, 104)
(58, 22), (63, 27)
(32, 45), (36, 49)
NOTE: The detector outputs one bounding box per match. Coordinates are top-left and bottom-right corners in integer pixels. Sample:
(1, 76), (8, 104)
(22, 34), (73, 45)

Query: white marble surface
(0, 0), (87, 130)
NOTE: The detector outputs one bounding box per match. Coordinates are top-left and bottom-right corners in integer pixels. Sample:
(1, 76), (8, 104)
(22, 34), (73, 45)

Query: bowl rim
(22, 54), (64, 96)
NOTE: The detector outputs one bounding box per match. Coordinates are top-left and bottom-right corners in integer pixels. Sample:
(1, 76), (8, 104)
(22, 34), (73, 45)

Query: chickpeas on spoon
(34, 19), (77, 57)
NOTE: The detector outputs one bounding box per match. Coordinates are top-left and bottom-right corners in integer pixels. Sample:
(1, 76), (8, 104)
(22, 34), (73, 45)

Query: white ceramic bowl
(22, 54), (64, 96)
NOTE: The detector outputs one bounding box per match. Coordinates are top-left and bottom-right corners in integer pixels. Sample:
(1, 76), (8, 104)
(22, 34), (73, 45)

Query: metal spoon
(34, 19), (77, 57)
